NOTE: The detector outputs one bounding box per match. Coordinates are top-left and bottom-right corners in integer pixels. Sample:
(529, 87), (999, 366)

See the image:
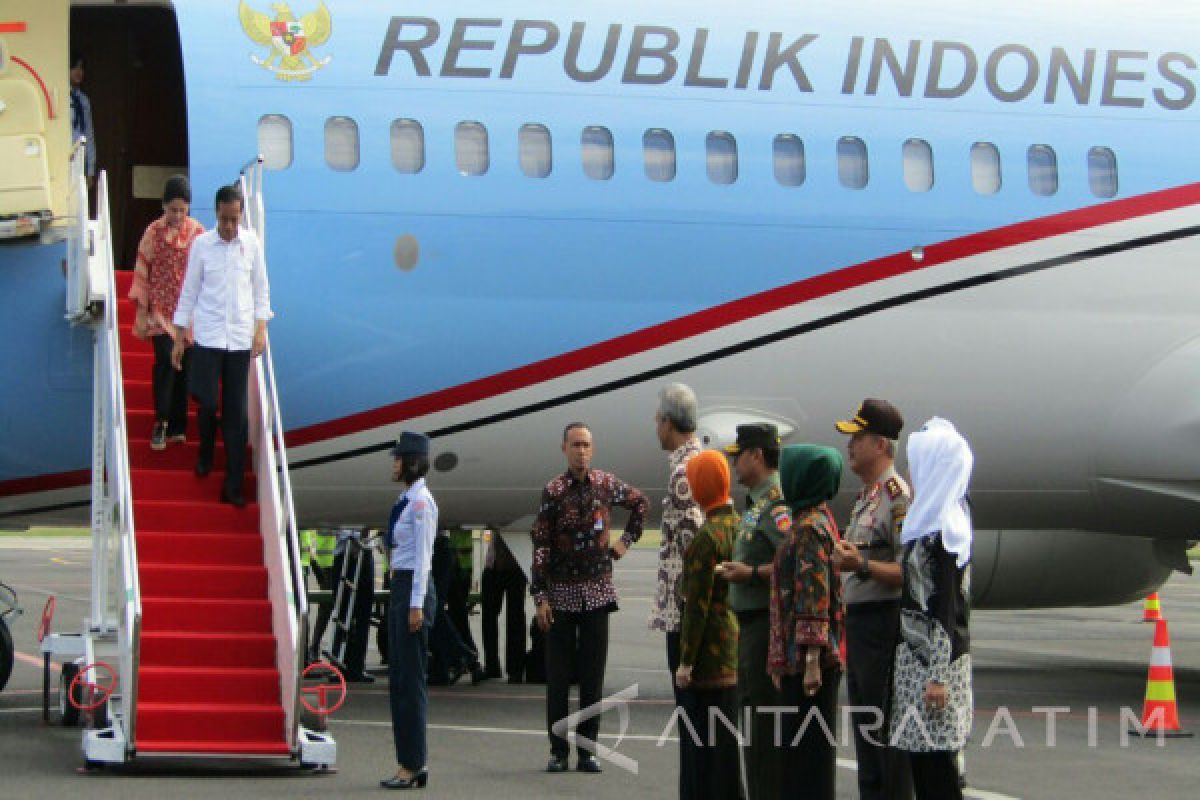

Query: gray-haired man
(652, 383), (704, 799)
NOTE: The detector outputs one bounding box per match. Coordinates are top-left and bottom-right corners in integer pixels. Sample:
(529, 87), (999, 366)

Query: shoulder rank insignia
(771, 507), (792, 532)
(885, 477), (903, 500)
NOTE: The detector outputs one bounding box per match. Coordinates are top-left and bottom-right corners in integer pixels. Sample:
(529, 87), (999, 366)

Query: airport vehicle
(1, 0), (1196, 629)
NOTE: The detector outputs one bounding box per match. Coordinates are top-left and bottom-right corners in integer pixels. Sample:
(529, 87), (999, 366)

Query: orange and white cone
(1142, 592), (1163, 623)
(1130, 618), (1192, 737)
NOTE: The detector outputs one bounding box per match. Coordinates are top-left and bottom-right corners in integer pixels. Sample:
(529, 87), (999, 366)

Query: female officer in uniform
(382, 432), (438, 790)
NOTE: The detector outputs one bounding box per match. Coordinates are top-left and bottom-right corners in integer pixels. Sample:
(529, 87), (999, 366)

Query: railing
(65, 139), (104, 323)
(81, 169), (142, 750)
(238, 157), (308, 750)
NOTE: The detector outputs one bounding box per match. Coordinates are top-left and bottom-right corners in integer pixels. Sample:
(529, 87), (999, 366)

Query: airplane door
(70, 3), (188, 268)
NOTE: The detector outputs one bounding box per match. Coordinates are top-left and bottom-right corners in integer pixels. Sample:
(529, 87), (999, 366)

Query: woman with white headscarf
(889, 418), (974, 799)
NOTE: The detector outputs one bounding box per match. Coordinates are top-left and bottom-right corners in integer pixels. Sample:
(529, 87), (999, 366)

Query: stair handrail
(88, 168), (142, 749)
(239, 157), (308, 749)
(65, 138), (106, 323)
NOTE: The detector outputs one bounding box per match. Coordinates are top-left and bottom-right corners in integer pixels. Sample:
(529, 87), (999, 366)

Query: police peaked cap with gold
(722, 423), (782, 456)
(835, 398), (904, 440)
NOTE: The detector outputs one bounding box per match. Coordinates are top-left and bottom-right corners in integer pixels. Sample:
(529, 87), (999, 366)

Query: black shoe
(195, 454), (213, 477)
(380, 768), (428, 789)
(468, 662), (487, 685)
(577, 755), (603, 773)
(150, 421), (167, 451)
(506, 675), (523, 685)
(220, 486), (246, 508)
(484, 664), (503, 680)
(545, 756), (569, 773)
(446, 663), (463, 686)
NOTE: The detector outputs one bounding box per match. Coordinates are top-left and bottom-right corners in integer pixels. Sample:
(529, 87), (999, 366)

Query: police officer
(301, 528), (336, 664)
(716, 423), (788, 800)
(833, 399), (914, 800)
(382, 432), (439, 790)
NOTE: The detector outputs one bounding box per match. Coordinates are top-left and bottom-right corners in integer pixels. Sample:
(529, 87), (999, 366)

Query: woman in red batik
(128, 175), (204, 450)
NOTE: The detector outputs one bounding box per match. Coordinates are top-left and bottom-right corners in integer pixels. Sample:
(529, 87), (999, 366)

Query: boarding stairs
(48, 150), (334, 766)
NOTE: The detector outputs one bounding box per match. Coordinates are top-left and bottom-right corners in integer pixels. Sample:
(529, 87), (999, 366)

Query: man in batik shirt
(531, 422), (649, 775)
(650, 384), (704, 799)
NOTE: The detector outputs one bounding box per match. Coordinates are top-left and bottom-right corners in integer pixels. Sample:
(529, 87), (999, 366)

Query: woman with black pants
(767, 444), (846, 800)
(889, 418), (974, 799)
(128, 175), (203, 450)
(382, 432), (438, 790)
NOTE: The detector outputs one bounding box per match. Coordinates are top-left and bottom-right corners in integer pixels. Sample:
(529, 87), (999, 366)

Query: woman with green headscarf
(767, 444), (846, 800)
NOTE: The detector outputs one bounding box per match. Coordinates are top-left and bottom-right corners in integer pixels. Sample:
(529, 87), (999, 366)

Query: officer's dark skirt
(388, 569), (436, 770)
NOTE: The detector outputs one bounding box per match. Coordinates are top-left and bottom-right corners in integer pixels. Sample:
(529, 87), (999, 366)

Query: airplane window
(324, 116), (360, 172)
(582, 126), (614, 180)
(971, 142), (1001, 195)
(456, 121), (489, 176)
(1028, 144), (1058, 196)
(1088, 147), (1118, 199)
(903, 138), (934, 193)
(258, 115), (293, 171)
(390, 119), (425, 174)
(838, 136), (868, 189)
(643, 129), (676, 182)
(519, 124), (552, 178)
(707, 131), (738, 185)
(773, 134), (806, 187)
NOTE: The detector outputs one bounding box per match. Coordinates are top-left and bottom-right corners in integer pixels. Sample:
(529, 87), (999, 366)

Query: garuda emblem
(239, 1), (332, 81)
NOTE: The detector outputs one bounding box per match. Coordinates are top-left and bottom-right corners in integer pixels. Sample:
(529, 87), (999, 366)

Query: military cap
(722, 423), (781, 456)
(391, 431), (430, 458)
(835, 398), (904, 440)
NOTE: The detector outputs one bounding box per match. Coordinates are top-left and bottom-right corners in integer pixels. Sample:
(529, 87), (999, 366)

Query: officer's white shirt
(390, 478), (438, 608)
(173, 227), (272, 351)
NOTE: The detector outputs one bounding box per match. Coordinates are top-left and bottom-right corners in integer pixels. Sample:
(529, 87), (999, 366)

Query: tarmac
(2, 535), (1198, 799)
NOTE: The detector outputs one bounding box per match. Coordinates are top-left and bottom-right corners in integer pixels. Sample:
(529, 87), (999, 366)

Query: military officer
(716, 423), (789, 800)
(834, 398), (914, 800)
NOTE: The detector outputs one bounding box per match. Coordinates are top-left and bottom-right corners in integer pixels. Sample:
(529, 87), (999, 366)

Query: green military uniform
(731, 472), (790, 800)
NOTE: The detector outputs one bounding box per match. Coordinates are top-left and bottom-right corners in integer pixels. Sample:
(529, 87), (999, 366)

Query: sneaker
(150, 422), (167, 451)
(545, 756), (569, 774)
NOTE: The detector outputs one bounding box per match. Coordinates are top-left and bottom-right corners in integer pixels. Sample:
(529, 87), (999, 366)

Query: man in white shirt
(171, 184), (272, 507)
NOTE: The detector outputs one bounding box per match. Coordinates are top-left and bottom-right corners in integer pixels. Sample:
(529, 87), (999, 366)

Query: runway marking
(50, 557), (75, 566)
(15, 650), (59, 671)
(0, 707), (41, 715)
(335, 719), (1021, 799)
(7, 583), (88, 602)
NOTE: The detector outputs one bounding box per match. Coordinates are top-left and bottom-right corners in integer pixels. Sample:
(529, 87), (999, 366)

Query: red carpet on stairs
(114, 270), (289, 756)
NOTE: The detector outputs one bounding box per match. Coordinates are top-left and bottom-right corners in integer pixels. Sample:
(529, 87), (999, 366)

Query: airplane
(1, 0), (1197, 612)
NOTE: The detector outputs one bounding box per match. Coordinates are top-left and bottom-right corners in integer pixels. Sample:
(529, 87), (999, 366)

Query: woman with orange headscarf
(675, 449), (740, 799)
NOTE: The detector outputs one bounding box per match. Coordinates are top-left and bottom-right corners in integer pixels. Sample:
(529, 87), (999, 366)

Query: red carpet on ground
(114, 270), (288, 756)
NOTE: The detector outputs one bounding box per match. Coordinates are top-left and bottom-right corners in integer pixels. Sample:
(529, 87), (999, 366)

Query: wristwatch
(855, 555), (871, 581)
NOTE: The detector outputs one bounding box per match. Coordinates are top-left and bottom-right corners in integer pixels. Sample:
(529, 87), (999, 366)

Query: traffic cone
(1142, 592), (1163, 622)
(1129, 618), (1192, 737)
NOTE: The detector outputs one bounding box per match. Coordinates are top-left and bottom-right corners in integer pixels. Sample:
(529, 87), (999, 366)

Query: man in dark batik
(531, 422), (649, 775)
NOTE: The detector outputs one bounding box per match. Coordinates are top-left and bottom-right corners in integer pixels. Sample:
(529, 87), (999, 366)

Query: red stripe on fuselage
(4, 182), (1200, 499)
(285, 182), (1200, 447)
(0, 470), (89, 498)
